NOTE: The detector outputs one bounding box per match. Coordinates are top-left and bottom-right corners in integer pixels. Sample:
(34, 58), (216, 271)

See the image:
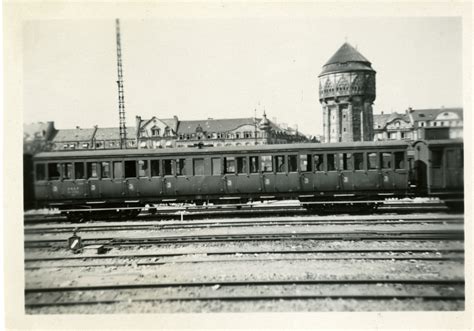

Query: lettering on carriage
(90, 184), (96, 191)
(128, 183), (135, 190)
(67, 186), (80, 194)
(52, 186), (58, 192)
(343, 177), (348, 183)
(227, 180), (232, 186)
(265, 178), (270, 185)
(304, 178), (309, 184)
(384, 176), (389, 182)
(166, 182), (172, 189)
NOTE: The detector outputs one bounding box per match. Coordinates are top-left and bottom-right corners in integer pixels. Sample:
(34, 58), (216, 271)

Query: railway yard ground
(24, 205), (465, 314)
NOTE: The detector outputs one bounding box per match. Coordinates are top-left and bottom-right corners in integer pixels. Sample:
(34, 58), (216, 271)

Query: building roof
(373, 113), (410, 129)
(177, 118), (258, 134)
(320, 42), (375, 75)
(52, 127), (96, 142)
(410, 107), (463, 122)
(94, 127), (137, 140)
(324, 42), (371, 65)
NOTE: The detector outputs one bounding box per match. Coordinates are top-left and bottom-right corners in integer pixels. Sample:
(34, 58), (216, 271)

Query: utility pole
(116, 19), (127, 149)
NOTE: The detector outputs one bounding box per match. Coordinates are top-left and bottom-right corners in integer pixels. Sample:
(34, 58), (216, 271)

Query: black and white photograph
(3, 1), (472, 329)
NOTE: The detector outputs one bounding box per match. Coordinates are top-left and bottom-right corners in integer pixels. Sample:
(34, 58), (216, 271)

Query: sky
(23, 17), (462, 136)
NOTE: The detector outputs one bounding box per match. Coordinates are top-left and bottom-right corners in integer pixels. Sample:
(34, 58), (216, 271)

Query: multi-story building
(39, 112), (308, 151)
(135, 113), (307, 148)
(373, 107), (463, 141)
(409, 107), (463, 140)
(373, 112), (413, 141)
(318, 42), (376, 143)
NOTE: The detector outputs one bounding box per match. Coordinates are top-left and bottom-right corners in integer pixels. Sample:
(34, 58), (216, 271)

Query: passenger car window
(288, 155), (298, 172)
(124, 160), (136, 178)
(176, 159), (186, 175)
(300, 155), (312, 172)
(75, 163), (85, 179)
(353, 153), (363, 170)
(327, 154), (337, 171)
(163, 160), (173, 176)
(113, 161), (123, 178)
(193, 158), (205, 176)
(367, 153), (377, 170)
(138, 160), (148, 177)
(394, 152), (405, 170)
(314, 154), (324, 171)
(249, 156), (259, 173)
(261, 155), (273, 172)
(236, 157), (247, 174)
(224, 157), (236, 174)
(211, 158), (221, 175)
(275, 155), (286, 173)
(48, 163), (60, 180)
(150, 160), (160, 177)
(339, 153), (353, 171)
(101, 162), (111, 178)
(87, 162), (98, 178)
(35, 164), (46, 181)
(62, 163), (73, 179)
(380, 152), (391, 169)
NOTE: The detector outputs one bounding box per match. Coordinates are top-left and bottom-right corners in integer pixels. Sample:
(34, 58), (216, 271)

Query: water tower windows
(323, 79), (333, 95)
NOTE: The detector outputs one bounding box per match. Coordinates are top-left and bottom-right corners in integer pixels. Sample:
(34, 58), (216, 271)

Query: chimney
(135, 116), (142, 130)
(91, 125), (99, 147)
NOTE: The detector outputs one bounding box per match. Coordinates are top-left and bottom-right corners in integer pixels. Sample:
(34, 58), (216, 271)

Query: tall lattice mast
(116, 18), (127, 149)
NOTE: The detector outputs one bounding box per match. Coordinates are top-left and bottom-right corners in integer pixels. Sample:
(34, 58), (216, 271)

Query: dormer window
(151, 126), (160, 137)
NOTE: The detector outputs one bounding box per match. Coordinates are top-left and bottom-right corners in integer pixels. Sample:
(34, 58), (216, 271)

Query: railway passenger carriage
(31, 139), (463, 219)
(412, 139), (464, 206)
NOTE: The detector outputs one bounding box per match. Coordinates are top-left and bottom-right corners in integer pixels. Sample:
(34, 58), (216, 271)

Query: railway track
(25, 253), (464, 271)
(24, 228), (464, 249)
(25, 212), (464, 312)
(25, 247), (464, 261)
(24, 214), (464, 235)
(23, 200), (450, 224)
(25, 279), (464, 309)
